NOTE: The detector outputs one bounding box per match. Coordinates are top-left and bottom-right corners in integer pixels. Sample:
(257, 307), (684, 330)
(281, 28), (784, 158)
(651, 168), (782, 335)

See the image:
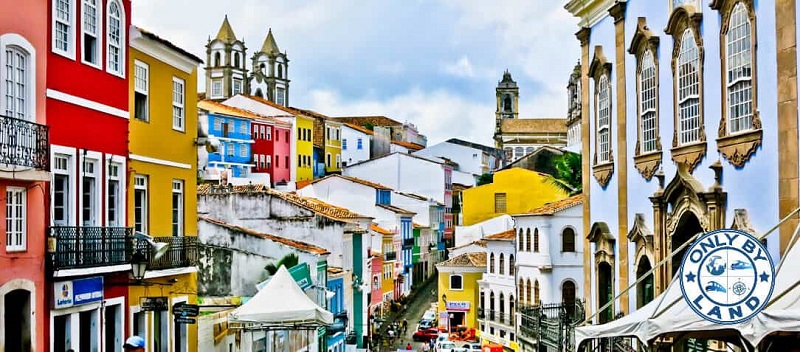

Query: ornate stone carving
(593, 162), (614, 188)
(730, 208), (758, 236)
(717, 129), (763, 168)
(634, 151), (663, 181)
(575, 27), (591, 47)
(671, 141), (707, 173)
(628, 213), (655, 269)
(589, 222), (616, 265)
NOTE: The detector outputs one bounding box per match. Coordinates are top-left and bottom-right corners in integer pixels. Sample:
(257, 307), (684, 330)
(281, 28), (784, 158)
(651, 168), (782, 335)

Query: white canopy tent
(575, 224), (800, 350)
(228, 265), (334, 330)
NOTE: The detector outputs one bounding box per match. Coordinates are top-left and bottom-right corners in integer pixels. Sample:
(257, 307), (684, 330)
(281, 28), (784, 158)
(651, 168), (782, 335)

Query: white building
(341, 124), (373, 167)
(478, 229), (518, 346)
(414, 138), (505, 176)
(449, 240), (487, 259)
(454, 214), (515, 248)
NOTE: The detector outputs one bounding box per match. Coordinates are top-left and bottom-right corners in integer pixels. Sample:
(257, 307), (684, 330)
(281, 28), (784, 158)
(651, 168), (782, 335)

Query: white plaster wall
(454, 215), (515, 247)
(453, 170), (476, 187)
(414, 142), (498, 176)
(449, 243), (485, 258)
(392, 193), (434, 226)
(341, 126), (371, 166)
(223, 95), (292, 116)
(344, 153), (446, 204)
(482, 240), (517, 333)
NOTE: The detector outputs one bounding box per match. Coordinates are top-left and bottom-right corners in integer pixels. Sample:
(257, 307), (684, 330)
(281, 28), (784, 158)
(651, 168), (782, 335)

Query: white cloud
(442, 56), (474, 78)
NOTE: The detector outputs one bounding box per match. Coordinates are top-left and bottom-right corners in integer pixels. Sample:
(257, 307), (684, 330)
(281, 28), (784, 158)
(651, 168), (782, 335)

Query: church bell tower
(205, 15), (249, 101)
(494, 70), (519, 148)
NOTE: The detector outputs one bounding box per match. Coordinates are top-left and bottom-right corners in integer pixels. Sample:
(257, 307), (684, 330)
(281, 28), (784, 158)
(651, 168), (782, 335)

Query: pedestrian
(123, 335), (146, 352)
(422, 341), (430, 352)
(429, 338), (435, 350)
(402, 319), (408, 333)
(406, 343), (413, 350)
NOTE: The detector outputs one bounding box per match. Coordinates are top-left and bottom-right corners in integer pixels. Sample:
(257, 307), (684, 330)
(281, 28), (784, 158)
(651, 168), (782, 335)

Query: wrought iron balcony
(48, 226), (134, 270)
(477, 308), (485, 319)
(488, 309), (496, 321)
(136, 236), (198, 270)
(384, 251), (397, 261)
(402, 238), (414, 249)
(0, 114), (49, 170)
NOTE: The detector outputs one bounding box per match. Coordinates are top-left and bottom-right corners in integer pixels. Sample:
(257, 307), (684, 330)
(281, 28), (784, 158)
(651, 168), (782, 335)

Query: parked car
(452, 348), (468, 352)
(436, 334), (450, 343)
(422, 310), (437, 321)
(463, 343), (481, 352)
(417, 319), (435, 330)
(413, 328), (440, 342)
(437, 341), (457, 352)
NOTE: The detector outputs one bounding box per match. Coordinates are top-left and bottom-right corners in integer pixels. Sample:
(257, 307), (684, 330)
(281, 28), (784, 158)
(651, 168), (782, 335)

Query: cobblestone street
(377, 278), (438, 352)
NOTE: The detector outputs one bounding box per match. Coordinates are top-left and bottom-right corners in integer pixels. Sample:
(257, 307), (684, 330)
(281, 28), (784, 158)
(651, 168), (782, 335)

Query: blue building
(314, 147), (326, 179)
(199, 101), (255, 178)
(561, 0), (800, 350)
(400, 216), (413, 293)
(326, 276), (347, 352)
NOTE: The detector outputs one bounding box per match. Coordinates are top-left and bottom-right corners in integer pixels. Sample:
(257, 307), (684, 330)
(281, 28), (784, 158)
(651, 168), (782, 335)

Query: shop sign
(53, 276), (103, 309)
(445, 301), (470, 311)
(141, 296), (169, 311)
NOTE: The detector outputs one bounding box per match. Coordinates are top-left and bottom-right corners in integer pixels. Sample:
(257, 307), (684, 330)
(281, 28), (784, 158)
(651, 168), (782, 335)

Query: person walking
(402, 319), (408, 334)
(406, 343), (413, 350)
(123, 336), (146, 352)
(421, 341), (430, 352)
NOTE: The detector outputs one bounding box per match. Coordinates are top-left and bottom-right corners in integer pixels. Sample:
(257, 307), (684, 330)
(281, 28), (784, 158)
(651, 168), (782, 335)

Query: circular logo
(679, 229), (775, 325)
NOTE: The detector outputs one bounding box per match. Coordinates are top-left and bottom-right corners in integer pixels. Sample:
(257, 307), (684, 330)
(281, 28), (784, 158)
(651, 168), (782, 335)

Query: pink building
(273, 124), (292, 185)
(370, 255), (383, 310)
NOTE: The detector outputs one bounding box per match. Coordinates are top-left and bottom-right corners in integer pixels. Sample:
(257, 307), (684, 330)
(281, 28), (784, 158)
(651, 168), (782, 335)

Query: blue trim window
(342, 139), (347, 150)
(357, 138), (363, 150)
(376, 190), (391, 205)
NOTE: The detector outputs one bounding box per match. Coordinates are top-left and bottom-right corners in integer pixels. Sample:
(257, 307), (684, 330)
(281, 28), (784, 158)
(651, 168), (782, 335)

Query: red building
(0, 0), (51, 349)
(251, 118), (292, 186)
(45, 0), (133, 350)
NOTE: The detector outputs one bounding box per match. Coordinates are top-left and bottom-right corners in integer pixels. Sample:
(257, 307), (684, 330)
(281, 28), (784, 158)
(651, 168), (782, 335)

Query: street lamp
(130, 232), (170, 283)
(130, 250), (148, 282)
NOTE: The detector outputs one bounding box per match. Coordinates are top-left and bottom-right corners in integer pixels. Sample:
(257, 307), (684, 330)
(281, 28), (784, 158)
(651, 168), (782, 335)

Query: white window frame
(336, 154), (341, 169)
(102, 296), (125, 352)
(172, 180), (184, 237)
(172, 77), (185, 132)
(52, 0), (76, 60)
(233, 78), (242, 96)
(51, 146), (76, 226)
(597, 75), (611, 163)
(134, 174), (148, 234)
(266, 155), (272, 169)
(239, 144), (247, 157)
(676, 29), (701, 145)
(49, 301), (103, 352)
(105, 0), (125, 77)
(79, 153), (102, 227)
(6, 186), (27, 252)
(0, 34), (37, 122)
(133, 60), (149, 122)
(276, 87), (285, 106)
(449, 274), (464, 291)
(725, 2), (754, 134)
(211, 79), (222, 98)
(639, 50), (658, 153)
(226, 143), (234, 157)
(128, 305), (150, 352)
(213, 117), (221, 131)
(80, 0), (102, 68)
(266, 126), (272, 140)
(105, 155), (126, 227)
(239, 121), (247, 134)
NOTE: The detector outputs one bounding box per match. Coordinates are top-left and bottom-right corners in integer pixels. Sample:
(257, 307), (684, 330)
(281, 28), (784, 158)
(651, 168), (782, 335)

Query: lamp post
(130, 249), (148, 282)
(442, 294), (449, 333)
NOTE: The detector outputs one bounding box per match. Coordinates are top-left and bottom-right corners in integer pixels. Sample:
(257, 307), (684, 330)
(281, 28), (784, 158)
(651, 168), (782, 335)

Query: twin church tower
(204, 16), (290, 106)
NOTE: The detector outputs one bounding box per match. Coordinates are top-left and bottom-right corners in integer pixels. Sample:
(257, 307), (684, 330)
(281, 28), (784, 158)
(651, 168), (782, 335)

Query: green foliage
(264, 253), (300, 277)
(546, 153), (582, 195)
(476, 173), (494, 186)
(365, 123), (375, 131)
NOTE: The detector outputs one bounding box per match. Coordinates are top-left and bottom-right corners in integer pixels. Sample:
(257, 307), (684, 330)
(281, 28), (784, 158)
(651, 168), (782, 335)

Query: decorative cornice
(592, 162), (614, 188)
(717, 129), (763, 168)
(588, 46), (613, 79)
(633, 151), (662, 181)
(628, 17), (660, 56)
(671, 142), (707, 173)
(609, 1), (628, 23)
(576, 27), (591, 46)
(664, 5), (703, 36)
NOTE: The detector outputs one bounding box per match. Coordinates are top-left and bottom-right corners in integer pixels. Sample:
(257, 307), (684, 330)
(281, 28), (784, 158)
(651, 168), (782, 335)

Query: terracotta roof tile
(332, 116), (402, 127)
(370, 223), (395, 235)
(500, 118), (568, 134)
(295, 179), (314, 190)
(327, 266), (344, 275)
(450, 240), (487, 251)
(343, 123), (375, 136)
(291, 107), (330, 120)
(437, 252), (487, 268)
(234, 94), (302, 115)
(200, 100), (282, 124)
(134, 26), (203, 64)
(199, 216), (329, 255)
(522, 194), (584, 215)
(391, 140), (425, 151)
(413, 222), (426, 229)
(484, 228), (516, 241)
(197, 184), (371, 222)
(376, 203), (416, 215)
(312, 174), (392, 190)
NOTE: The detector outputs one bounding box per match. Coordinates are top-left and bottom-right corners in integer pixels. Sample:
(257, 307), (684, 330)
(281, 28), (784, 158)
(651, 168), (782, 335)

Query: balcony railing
(0, 114), (49, 170)
(48, 226), (134, 270)
(136, 236), (198, 270)
(384, 252), (397, 261)
(478, 308), (485, 319)
(403, 238), (414, 248)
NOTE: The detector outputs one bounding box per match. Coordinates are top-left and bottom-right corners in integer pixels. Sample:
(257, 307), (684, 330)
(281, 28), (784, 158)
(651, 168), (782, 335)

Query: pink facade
(273, 125), (292, 184)
(370, 255), (383, 308)
(0, 0), (51, 350)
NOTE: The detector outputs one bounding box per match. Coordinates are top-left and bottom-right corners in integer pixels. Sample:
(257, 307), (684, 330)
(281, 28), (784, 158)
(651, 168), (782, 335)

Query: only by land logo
(679, 229), (775, 325)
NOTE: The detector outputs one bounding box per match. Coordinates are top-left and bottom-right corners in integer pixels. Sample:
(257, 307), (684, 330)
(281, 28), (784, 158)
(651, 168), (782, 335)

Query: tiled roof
(234, 94), (301, 116)
(332, 116), (402, 127)
(392, 140), (425, 151)
(313, 174), (392, 190)
(197, 184), (371, 222)
(199, 216), (329, 255)
(199, 100), (271, 120)
(343, 123), (375, 136)
(327, 266), (344, 275)
(413, 222), (426, 229)
(450, 240), (487, 251)
(291, 107), (330, 120)
(370, 223), (395, 235)
(376, 203), (416, 215)
(484, 228), (516, 241)
(134, 26), (203, 64)
(438, 252), (487, 268)
(295, 179), (314, 190)
(522, 194), (584, 215)
(500, 118), (568, 134)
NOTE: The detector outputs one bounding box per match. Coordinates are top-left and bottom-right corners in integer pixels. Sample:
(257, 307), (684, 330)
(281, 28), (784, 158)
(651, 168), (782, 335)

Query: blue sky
(133, 1), (580, 146)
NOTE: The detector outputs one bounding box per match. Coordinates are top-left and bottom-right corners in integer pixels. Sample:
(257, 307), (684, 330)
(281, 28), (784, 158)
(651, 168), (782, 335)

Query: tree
(264, 253), (300, 276)
(476, 173), (494, 186)
(546, 152), (582, 195)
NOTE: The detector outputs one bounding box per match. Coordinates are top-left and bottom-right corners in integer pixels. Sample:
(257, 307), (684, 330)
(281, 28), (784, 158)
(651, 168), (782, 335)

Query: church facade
(205, 16), (290, 106)
(492, 71), (568, 162)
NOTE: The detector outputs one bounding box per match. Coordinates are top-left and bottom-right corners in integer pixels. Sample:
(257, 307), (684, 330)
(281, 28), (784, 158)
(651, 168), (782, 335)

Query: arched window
(259, 63), (266, 74)
(480, 290), (485, 310)
(509, 254), (515, 276)
(1, 34), (36, 122)
(562, 281), (576, 304)
(724, 3), (754, 134)
(562, 227), (576, 252)
(234, 52), (240, 68)
(499, 293), (505, 316)
(596, 75), (611, 162)
(489, 253), (495, 274)
(518, 228), (523, 251)
(514, 147), (524, 159)
(534, 280), (541, 305)
(214, 52), (221, 66)
(490, 291), (495, 312)
(503, 95), (512, 112)
(525, 147), (534, 155)
(677, 29), (701, 145)
(278, 64), (283, 78)
(106, 0), (124, 76)
(499, 253), (505, 275)
(639, 50), (658, 153)
(526, 279), (532, 305)
(518, 278), (524, 304)
(534, 228), (540, 252)
(509, 294), (515, 323)
(525, 228), (531, 252)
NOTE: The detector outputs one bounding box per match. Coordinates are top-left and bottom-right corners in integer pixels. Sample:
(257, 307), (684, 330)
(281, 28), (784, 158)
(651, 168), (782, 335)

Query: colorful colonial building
(0, 0), (51, 349)
(199, 100), (255, 179)
(46, 0), (133, 350)
(436, 252), (486, 332)
(564, 0), (800, 349)
(250, 116), (293, 186)
(128, 25), (203, 352)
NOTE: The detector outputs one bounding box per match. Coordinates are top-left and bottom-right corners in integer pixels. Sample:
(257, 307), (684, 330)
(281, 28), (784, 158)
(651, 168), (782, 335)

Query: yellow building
(325, 120), (343, 173)
(128, 26), (203, 352)
(373, 224), (396, 305)
(436, 252), (486, 331)
(461, 167), (570, 226)
(295, 114), (315, 181)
